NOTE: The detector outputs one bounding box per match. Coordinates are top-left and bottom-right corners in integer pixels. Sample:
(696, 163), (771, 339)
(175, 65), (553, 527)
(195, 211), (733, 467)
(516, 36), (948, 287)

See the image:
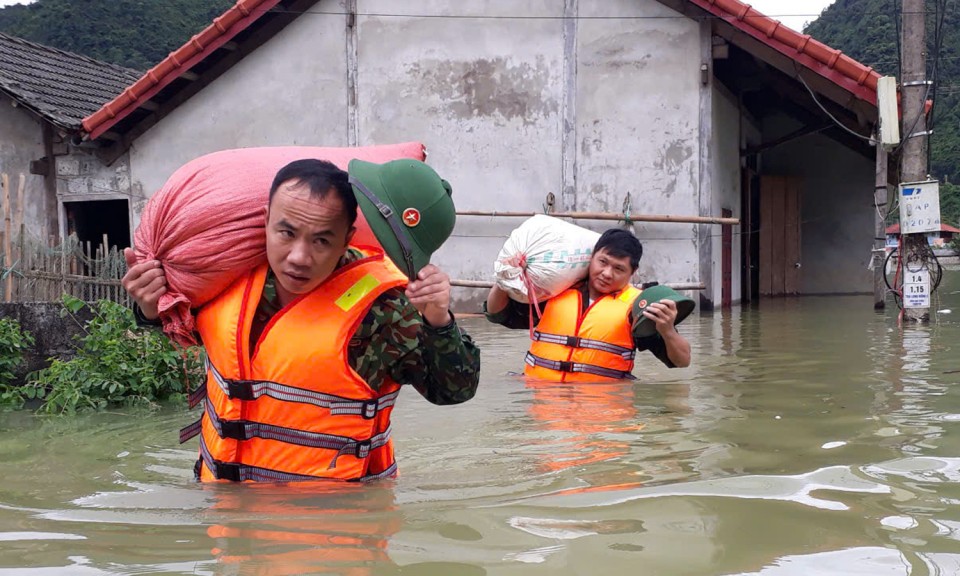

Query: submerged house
(11, 0), (886, 311)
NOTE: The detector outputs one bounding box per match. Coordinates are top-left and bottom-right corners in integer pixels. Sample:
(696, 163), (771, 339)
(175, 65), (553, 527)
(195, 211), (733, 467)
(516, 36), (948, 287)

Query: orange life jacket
(179, 248), (408, 482)
(525, 285), (641, 382)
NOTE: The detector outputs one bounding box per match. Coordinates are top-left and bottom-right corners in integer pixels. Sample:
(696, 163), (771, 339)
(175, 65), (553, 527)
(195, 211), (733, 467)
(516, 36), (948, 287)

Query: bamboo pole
(450, 279), (706, 291)
(455, 210), (740, 226)
(101, 233), (109, 302)
(14, 175), (24, 302)
(2, 174), (11, 301)
(85, 241), (92, 301)
(60, 236), (67, 299)
(48, 235), (55, 301)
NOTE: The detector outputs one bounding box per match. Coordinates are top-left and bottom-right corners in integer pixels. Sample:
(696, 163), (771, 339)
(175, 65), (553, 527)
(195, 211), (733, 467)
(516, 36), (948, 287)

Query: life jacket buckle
(214, 461), (242, 482)
(557, 361), (574, 372)
(219, 419), (249, 441)
(564, 336), (581, 347)
(362, 399), (378, 419)
(225, 379), (255, 401)
(355, 439), (372, 458)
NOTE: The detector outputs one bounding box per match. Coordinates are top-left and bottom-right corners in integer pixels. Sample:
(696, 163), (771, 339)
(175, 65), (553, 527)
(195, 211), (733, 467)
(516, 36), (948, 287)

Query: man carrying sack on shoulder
(123, 158), (480, 482)
(485, 228), (691, 382)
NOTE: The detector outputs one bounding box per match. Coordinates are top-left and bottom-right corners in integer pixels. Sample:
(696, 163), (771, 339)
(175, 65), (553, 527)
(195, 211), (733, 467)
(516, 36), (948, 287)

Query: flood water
(2, 272), (960, 575)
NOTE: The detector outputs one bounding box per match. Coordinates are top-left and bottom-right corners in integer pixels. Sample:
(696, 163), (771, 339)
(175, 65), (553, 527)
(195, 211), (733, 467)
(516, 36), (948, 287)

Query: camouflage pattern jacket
(250, 249), (480, 405)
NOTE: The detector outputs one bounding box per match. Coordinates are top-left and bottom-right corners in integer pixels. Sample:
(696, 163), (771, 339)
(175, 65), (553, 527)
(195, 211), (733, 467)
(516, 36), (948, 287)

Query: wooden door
(759, 176), (801, 296)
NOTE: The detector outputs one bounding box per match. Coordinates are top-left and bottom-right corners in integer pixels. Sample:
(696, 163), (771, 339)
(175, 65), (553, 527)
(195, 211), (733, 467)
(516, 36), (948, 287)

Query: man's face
(265, 179), (355, 302)
(588, 247), (634, 296)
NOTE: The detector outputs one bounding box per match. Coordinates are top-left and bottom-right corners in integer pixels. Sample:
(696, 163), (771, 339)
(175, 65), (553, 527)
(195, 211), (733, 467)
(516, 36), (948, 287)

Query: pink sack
(134, 143), (426, 347)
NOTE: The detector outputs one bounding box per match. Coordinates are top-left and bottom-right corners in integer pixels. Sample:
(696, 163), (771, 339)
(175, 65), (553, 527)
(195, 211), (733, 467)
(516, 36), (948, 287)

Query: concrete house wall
(0, 93), (47, 239)
(127, 0), (706, 310)
(711, 84), (743, 306)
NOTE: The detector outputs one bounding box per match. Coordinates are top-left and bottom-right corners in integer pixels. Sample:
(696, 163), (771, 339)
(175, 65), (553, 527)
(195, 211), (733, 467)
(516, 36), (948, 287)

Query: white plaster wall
(576, 0), (702, 290)
(711, 85), (742, 305)
(357, 0), (565, 306)
(762, 116), (874, 294)
(0, 96), (47, 238)
(125, 0), (707, 310)
(129, 0), (352, 199)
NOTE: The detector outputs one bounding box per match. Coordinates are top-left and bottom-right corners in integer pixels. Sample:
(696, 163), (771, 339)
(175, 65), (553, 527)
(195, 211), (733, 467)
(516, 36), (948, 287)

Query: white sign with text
(903, 268), (931, 309)
(899, 180), (941, 234)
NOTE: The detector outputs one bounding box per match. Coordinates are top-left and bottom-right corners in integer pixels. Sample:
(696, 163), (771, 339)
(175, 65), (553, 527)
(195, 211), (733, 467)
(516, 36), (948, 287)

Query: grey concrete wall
(711, 84), (742, 305)
(125, 0), (705, 312)
(575, 0), (702, 297)
(128, 0), (351, 202)
(0, 94), (47, 239)
(762, 115), (874, 294)
(0, 302), (92, 385)
(357, 0), (566, 308)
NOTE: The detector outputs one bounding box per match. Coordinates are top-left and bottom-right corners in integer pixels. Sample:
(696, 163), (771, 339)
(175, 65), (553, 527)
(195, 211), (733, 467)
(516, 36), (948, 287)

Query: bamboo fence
(1, 173), (129, 305)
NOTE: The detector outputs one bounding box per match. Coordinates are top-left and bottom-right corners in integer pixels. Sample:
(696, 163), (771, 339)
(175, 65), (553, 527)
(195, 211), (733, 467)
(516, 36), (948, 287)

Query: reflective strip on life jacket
(198, 434), (398, 483)
(202, 399), (392, 469)
(532, 330), (636, 360)
(525, 351), (636, 380)
(207, 358), (400, 419)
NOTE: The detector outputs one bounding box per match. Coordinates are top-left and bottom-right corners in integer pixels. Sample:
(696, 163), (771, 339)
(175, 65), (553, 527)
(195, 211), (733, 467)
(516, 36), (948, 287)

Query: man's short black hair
(594, 228), (643, 271)
(269, 159), (358, 227)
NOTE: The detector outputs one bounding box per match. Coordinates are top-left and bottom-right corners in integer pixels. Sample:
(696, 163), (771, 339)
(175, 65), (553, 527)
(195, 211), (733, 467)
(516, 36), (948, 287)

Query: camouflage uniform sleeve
(350, 288), (480, 405)
(483, 297), (537, 330)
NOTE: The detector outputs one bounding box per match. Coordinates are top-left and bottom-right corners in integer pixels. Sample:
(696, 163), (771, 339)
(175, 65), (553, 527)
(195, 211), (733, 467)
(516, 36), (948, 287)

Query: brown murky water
(2, 272), (960, 575)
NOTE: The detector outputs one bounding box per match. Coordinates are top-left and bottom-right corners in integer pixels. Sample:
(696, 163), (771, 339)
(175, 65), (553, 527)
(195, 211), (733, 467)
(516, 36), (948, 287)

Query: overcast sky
(0, 0), (836, 31)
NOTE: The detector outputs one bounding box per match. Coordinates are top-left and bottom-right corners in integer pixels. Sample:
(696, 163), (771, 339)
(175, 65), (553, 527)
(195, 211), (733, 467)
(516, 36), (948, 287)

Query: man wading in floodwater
(123, 158), (480, 482)
(485, 228), (692, 381)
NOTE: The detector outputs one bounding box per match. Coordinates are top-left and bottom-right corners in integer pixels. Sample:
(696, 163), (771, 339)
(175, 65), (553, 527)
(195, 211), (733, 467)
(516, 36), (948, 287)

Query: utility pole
(900, 0), (930, 322)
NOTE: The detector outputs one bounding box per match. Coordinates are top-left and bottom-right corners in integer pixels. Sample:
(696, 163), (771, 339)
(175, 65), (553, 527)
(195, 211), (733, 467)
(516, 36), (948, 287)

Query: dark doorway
(722, 208), (733, 309)
(64, 199), (131, 252)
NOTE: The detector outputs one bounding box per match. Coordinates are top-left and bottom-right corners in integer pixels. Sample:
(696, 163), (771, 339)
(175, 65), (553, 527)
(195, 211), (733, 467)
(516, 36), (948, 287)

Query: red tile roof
(886, 223), (960, 235)
(83, 0), (882, 140)
(690, 0), (880, 105)
(82, 0), (282, 139)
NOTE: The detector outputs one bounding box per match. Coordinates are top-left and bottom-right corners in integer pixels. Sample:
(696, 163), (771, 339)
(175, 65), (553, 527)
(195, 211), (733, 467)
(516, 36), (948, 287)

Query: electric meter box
(898, 180), (941, 234)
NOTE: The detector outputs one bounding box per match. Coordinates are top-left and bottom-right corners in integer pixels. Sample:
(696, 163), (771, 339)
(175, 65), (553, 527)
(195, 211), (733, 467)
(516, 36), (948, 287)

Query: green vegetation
(0, 0), (232, 70)
(806, 0), (960, 227)
(14, 296), (205, 414)
(0, 317), (34, 407)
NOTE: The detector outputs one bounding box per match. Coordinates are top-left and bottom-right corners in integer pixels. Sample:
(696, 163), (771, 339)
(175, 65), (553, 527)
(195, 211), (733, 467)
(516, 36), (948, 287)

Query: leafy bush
(0, 317), (35, 408)
(20, 296), (206, 414)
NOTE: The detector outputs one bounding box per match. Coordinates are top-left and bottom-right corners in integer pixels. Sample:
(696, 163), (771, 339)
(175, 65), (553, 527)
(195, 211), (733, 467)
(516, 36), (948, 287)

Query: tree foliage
(806, 0), (960, 226)
(0, 0), (232, 71)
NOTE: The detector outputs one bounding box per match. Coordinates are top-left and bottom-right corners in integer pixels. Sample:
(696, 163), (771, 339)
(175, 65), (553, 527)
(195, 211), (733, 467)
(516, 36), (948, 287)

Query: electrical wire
(794, 67), (878, 143)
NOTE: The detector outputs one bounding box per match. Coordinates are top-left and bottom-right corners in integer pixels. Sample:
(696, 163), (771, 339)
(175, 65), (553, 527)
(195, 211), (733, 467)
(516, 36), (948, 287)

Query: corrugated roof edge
(81, 0), (282, 140)
(692, 0), (880, 105)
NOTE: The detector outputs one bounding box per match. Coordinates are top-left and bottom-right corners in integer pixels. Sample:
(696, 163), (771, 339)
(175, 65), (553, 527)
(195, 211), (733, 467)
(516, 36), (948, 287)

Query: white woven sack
(494, 214), (601, 303)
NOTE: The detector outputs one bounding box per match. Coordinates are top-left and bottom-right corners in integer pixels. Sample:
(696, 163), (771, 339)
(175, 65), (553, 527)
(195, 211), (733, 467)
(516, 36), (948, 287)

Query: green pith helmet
(631, 284), (696, 339)
(348, 159), (456, 280)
